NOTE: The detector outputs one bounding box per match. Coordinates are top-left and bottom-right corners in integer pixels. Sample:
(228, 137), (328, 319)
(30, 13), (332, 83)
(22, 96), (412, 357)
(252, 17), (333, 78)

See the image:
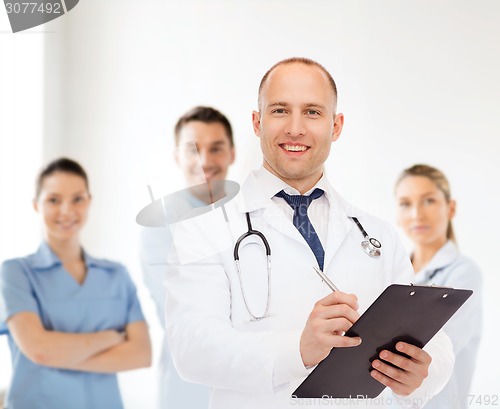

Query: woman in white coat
(395, 164), (483, 409)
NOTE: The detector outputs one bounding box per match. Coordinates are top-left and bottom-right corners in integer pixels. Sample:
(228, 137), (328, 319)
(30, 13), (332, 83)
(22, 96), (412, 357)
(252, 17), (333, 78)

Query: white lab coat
(165, 169), (454, 409)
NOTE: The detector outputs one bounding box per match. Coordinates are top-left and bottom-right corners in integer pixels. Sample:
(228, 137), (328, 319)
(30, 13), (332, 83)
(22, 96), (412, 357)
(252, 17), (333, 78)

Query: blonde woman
(395, 164), (482, 409)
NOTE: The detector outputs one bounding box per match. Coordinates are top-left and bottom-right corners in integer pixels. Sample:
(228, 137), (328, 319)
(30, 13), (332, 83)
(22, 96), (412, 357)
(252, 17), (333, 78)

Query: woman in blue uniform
(395, 164), (483, 409)
(0, 158), (151, 409)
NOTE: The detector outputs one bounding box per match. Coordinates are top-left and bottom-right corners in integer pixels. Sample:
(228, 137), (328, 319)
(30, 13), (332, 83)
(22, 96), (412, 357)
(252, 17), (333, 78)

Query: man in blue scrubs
(140, 106), (235, 409)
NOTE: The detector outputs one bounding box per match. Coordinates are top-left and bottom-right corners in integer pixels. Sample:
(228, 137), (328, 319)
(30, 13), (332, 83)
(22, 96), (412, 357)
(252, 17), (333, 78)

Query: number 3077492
(5, 3), (62, 14)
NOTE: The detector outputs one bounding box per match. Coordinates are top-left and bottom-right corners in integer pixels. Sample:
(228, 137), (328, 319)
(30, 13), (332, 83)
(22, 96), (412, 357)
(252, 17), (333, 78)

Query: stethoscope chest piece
(361, 237), (382, 258)
(349, 216), (382, 258)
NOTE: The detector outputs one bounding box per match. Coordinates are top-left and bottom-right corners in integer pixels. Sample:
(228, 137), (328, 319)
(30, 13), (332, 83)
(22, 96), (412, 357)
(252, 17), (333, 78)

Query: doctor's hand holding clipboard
(303, 268), (433, 398)
(164, 58), (454, 409)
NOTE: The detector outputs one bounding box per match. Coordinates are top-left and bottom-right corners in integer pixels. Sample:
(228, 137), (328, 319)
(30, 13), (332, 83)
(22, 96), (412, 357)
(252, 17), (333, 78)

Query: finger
(323, 317), (356, 335)
(370, 368), (411, 397)
(318, 291), (358, 310)
(371, 358), (412, 385)
(378, 350), (419, 375)
(324, 333), (362, 348)
(311, 303), (360, 324)
(395, 342), (432, 365)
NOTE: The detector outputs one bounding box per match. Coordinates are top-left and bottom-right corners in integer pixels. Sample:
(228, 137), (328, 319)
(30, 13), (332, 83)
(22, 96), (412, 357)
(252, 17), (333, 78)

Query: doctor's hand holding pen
(305, 268), (432, 397)
(300, 291), (361, 367)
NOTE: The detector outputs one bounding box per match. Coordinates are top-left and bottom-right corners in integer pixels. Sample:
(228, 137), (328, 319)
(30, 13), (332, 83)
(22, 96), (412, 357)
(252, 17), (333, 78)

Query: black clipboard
(293, 284), (472, 399)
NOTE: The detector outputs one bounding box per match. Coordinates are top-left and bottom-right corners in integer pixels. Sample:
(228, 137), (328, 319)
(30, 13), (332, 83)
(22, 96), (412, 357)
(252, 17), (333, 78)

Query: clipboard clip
(410, 282), (455, 290)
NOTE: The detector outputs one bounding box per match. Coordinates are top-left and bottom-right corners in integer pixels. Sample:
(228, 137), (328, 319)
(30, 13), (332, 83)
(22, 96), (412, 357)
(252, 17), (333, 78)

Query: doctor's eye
(305, 109), (320, 116)
(271, 108), (287, 115)
(423, 197), (436, 205)
(47, 197), (60, 205)
(398, 201), (410, 208)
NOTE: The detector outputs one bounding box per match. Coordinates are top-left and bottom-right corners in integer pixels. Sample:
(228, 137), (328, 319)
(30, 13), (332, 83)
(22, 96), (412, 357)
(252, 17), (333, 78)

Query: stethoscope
(233, 213), (272, 321)
(348, 217), (382, 258)
(233, 213), (382, 321)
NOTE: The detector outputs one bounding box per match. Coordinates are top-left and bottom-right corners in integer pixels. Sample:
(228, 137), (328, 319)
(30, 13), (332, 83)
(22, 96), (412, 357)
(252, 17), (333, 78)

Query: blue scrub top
(0, 243), (145, 409)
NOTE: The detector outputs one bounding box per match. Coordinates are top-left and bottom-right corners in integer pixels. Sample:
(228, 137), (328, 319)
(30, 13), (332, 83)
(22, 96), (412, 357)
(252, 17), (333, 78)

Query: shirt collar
(255, 166), (332, 203)
(31, 242), (114, 272)
(31, 242), (61, 270)
(415, 240), (460, 279)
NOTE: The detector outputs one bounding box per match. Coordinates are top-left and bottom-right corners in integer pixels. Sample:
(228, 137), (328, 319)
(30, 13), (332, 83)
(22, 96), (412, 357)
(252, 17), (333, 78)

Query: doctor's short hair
(396, 164), (456, 243)
(174, 106), (234, 147)
(35, 157), (89, 199)
(258, 57), (338, 111)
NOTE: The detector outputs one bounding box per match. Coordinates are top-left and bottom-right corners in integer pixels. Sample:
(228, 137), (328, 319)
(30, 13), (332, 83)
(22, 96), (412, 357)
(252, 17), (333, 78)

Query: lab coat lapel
(237, 171), (307, 245)
(261, 205), (305, 244)
(323, 189), (354, 272)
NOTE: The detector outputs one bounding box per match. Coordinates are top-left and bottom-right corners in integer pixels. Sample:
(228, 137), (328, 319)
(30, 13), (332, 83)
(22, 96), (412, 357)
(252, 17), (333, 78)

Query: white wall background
(1, 0), (499, 407)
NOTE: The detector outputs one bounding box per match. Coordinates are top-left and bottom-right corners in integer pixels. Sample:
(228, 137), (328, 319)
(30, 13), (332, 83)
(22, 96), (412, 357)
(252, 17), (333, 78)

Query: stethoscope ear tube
(234, 213), (271, 260)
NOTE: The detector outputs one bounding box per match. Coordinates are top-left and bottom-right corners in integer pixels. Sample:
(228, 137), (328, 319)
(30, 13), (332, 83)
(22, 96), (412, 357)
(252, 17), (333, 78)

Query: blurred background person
(0, 158), (151, 409)
(0, 322), (7, 409)
(395, 164), (483, 409)
(140, 106), (235, 409)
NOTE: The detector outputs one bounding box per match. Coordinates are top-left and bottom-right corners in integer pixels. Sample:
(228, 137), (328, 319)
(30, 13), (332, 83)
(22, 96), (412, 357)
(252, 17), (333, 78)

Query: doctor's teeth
(283, 145), (307, 152)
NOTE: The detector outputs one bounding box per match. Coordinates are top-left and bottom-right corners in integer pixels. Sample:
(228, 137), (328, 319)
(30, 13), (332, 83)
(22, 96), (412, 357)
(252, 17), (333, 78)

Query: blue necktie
(276, 188), (325, 271)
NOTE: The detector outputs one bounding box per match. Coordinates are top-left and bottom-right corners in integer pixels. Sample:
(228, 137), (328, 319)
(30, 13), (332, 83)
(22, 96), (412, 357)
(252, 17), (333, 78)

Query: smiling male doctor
(165, 58), (453, 409)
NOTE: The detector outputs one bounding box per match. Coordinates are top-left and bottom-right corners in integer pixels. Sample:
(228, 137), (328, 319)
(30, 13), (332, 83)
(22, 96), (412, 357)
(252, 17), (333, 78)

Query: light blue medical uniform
(414, 240), (483, 409)
(0, 242), (145, 409)
(140, 191), (209, 409)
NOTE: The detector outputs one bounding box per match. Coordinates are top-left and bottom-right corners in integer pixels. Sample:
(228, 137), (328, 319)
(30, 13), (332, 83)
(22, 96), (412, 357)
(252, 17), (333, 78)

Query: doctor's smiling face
(252, 60), (344, 193)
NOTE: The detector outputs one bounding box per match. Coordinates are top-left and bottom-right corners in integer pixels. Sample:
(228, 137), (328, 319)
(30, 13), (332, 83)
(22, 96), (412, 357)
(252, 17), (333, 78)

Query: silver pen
(313, 266), (341, 292)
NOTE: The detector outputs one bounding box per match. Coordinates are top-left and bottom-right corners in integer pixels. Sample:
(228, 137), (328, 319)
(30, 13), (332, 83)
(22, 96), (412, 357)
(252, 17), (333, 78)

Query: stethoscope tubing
(233, 212), (382, 320)
(233, 212), (272, 321)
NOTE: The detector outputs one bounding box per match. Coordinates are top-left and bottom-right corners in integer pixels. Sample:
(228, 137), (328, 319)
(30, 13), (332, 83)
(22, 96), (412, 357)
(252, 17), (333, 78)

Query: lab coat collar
(236, 167), (308, 245)
(31, 242), (114, 272)
(414, 240), (460, 282)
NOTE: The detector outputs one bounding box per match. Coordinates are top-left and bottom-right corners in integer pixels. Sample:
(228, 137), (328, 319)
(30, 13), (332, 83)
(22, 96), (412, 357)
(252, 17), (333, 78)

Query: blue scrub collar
(31, 242), (115, 272)
(30, 242), (62, 270)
